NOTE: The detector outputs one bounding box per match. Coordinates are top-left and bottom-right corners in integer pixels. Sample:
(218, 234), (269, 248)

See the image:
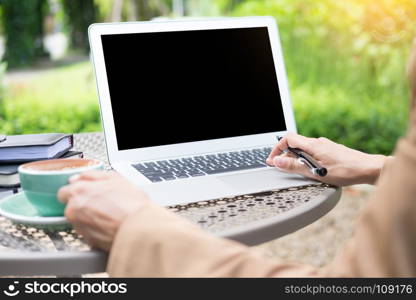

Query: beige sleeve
(321, 122), (416, 277)
(107, 202), (317, 277)
(108, 116), (416, 277)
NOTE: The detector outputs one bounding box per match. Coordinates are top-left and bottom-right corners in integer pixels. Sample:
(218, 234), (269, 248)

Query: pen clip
(298, 158), (325, 176)
(298, 157), (314, 170)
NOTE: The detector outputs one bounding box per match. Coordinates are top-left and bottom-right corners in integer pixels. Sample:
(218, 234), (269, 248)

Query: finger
(58, 181), (91, 203)
(267, 133), (315, 163)
(64, 195), (88, 221)
(69, 170), (115, 183)
(273, 156), (312, 177)
(266, 151), (295, 166)
(57, 185), (74, 204)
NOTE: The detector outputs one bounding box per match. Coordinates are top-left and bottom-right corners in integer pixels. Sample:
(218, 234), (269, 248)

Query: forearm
(107, 131), (414, 277)
(107, 203), (317, 277)
(322, 130), (416, 277)
(359, 154), (391, 185)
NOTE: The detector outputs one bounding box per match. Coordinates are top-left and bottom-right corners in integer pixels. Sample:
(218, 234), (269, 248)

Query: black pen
(276, 136), (327, 177)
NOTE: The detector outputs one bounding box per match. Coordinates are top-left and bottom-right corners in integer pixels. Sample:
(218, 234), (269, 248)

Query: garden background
(0, 0), (415, 155)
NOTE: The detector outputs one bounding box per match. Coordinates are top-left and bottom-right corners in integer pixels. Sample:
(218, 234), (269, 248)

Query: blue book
(0, 133), (73, 163)
(0, 150), (83, 188)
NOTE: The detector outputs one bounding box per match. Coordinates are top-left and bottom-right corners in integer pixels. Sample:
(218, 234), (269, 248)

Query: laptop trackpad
(218, 169), (317, 192)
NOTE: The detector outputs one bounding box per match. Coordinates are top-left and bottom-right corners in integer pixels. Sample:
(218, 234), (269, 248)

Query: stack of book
(0, 133), (83, 188)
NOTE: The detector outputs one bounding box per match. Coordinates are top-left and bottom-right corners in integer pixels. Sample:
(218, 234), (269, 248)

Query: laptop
(88, 17), (315, 206)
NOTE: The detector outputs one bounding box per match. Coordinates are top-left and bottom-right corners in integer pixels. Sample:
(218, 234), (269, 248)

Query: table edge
(0, 250), (108, 276)
(216, 186), (342, 245)
(0, 187), (340, 275)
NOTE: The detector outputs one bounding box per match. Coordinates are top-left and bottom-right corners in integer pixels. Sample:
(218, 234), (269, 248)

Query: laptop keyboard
(132, 147), (273, 182)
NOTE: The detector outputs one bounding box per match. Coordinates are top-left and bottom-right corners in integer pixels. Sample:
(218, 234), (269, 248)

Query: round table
(0, 132), (341, 276)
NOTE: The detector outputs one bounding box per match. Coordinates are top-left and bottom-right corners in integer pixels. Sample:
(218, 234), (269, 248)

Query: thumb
(273, 156), (309, 176)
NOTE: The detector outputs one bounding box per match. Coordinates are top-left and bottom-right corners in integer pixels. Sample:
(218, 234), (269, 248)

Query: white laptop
(88, 17), (315, 206)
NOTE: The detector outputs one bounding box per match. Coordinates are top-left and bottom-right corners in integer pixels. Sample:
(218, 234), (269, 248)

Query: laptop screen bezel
(89, 17), (297, 165)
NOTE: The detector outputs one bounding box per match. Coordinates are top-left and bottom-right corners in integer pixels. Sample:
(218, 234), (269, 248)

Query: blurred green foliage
(0, 63), (5, 122)
(1, 0), (415, 155)
(1, 0), (48, 68)
(61, 0), (98, 52)
(222, 0), (416, 154)
(0, 62), (101, 134)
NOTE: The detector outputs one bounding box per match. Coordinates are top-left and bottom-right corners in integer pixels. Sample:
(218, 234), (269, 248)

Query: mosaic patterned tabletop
(0, 132), (338, 254)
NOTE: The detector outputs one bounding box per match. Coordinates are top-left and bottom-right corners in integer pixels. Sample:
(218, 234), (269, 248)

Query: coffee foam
(20, 159), (100, 173)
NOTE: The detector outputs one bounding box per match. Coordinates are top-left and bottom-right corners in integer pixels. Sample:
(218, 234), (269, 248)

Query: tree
(110, 0), (171, 22)
(0, 63), (6, 127)
(61, 0), (98, 53)
(1, 0), (48, 68)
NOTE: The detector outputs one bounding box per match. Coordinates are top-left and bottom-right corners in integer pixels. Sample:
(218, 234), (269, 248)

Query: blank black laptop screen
(101, 27), (287, 150)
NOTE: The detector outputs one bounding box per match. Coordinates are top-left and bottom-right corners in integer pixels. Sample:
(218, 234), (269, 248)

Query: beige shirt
(107, 108), (416, 277)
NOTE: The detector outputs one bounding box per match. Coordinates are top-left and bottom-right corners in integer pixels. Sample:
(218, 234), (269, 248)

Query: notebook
(0, 150), (83, 188)
(0, 164), (19, 187)
(0, 133), (73, 163)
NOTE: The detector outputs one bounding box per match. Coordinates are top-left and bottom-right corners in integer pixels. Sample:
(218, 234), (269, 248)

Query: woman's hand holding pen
(266, 133), (388, 186)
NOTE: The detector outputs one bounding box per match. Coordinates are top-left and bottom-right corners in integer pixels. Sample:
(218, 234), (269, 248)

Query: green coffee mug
(18, 158), (104, 216)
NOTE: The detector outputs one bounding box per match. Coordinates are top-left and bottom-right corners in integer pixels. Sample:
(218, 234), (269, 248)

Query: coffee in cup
(18, 159), (104, 216)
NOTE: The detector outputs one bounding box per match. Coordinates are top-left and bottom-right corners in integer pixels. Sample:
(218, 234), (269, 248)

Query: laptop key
(204, 163), (266, 174)
(133, 147), (272, 181)
(189, 172), (205, 177)
(148, 177), (163, 182)
(133, 163), (146, 170)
